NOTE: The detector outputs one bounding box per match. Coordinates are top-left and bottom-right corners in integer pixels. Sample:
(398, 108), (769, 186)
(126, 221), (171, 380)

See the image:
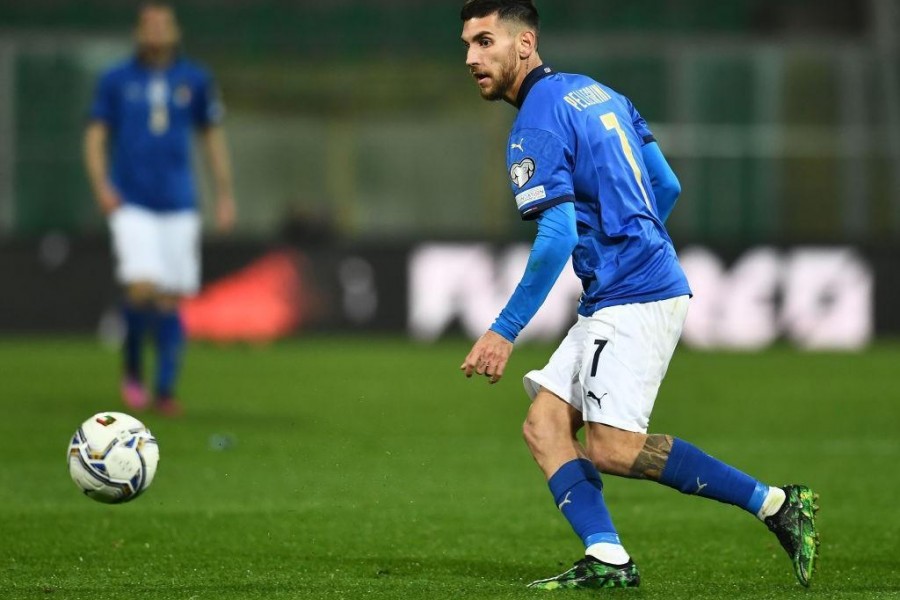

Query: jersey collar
(515, 64), (554, 108)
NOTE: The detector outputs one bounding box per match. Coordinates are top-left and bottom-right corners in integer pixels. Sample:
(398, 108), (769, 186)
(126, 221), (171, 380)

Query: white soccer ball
(67, 411), (159, 504)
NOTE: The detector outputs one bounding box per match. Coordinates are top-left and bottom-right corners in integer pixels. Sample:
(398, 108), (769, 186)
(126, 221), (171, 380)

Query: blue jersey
(89, 56), (223, 212)
(507, 66), (691, 316)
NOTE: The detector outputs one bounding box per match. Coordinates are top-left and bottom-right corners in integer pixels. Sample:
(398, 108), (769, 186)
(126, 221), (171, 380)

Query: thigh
(527, 388), (584, 437)
(578, 295), (689, 433)
(523, 316), (589, 414)
(109, 205), (164, 286)
(159, 210), (201, 295)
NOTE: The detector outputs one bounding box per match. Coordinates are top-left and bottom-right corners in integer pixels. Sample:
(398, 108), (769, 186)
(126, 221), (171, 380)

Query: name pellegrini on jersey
(562, 84), (612, 111)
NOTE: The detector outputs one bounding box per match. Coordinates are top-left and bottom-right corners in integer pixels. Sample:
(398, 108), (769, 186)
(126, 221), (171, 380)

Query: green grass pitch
(1, 337), (898, 599)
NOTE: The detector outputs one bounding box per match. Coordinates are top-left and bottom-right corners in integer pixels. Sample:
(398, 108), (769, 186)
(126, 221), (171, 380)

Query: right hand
(460, 330), (514, 384)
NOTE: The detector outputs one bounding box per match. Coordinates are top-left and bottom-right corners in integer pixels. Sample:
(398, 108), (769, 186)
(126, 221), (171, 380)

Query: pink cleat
(154, 396), (184, 418)
(121, 377), (149, 411)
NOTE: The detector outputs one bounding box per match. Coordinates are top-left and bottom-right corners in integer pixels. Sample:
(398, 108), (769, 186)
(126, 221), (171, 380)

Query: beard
(479, 47), (518, 101)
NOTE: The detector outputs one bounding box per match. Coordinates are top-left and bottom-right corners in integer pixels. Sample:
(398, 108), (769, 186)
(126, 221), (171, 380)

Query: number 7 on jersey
(600, 112), (652, 212)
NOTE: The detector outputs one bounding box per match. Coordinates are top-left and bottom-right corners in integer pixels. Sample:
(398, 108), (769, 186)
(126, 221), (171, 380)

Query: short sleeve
(88, 71), (117, 125)
(627, 99), (656, 146)
(506, 127), (575, 220)
(192, 70), (225, 127)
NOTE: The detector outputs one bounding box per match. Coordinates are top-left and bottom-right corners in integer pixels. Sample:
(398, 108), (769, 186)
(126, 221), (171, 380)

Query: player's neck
(138, 48), (177, 70)
(505, 55), (543, 107)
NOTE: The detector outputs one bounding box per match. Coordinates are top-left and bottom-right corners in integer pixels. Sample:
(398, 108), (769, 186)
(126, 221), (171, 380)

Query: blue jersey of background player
(459, 0), (818, 591)
(84, 2), (236, 416)
(90, 53), (220, 212)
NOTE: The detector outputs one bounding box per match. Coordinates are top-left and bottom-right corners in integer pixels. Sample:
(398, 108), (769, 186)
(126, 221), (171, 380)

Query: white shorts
(523, 295), (690, 433)
(109, 204), (201, 295)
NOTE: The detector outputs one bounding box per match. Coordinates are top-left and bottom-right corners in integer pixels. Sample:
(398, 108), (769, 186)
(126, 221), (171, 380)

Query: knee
(521, 415), (540, 454)
(586, 429), (654, 477)
(522, 411), (563, 456)
(584, 440), (610, 473)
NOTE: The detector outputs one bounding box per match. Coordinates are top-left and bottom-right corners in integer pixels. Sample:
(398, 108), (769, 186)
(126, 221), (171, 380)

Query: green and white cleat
(764, 484), (820, 587)
(527, 556), (640, 590)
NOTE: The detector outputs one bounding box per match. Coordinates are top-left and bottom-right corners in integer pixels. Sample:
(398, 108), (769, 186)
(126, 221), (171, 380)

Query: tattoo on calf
(629, 434), (673, 480)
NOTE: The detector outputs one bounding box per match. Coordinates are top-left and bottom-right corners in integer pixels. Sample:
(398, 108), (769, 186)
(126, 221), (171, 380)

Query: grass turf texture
(1, 337), (898, 599)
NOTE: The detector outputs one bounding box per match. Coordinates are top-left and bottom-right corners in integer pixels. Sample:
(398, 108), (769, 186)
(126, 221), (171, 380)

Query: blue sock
(660, 438), (770, 516)
(548, 458), (620, 548)
(122, 302), (152, 381)
(155, 311), (185, 399)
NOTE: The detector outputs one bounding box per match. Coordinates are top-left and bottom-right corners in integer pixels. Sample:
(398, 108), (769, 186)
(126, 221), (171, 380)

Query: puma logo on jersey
(510, 138), (525, 152)
(586, 390), (607, 407)
(509, 158), (535, 188)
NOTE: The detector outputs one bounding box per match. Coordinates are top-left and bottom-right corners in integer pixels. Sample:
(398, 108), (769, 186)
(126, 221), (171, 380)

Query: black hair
(460, 0), (540, 33)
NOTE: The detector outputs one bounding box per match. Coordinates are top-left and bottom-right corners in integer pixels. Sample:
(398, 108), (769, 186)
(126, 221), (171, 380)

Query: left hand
(460, 330), (514, 384)
(214, 193), (237, 233)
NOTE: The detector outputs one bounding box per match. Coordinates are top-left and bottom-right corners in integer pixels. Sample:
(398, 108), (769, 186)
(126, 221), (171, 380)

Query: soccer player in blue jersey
(84, 3), (236, 416)
(458, 0), (819, 589)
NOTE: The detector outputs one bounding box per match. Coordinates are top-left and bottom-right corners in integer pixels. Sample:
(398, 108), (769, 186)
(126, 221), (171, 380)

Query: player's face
(462, 14), (520, 102)
(136, 6), (180, 54)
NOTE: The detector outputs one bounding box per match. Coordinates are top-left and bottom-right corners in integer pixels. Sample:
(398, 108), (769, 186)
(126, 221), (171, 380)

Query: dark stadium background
(0, 0), (898, 345)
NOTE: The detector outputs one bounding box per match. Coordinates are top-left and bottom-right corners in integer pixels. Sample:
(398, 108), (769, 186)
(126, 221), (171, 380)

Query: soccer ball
(67, 411), (159, 504)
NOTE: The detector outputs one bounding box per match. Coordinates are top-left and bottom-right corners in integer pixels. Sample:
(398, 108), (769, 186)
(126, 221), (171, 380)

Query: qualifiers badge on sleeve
(510, 158), (536, 188)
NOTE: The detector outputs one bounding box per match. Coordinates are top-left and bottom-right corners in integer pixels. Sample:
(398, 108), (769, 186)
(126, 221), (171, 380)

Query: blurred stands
(0, 0), (896, 244)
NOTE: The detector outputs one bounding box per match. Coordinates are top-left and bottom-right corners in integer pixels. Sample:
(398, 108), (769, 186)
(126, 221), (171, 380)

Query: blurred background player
(458, 0), (819, 589)
(83, 2), (236, 416)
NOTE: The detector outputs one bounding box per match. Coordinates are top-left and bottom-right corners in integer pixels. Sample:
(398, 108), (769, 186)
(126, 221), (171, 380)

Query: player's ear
(517, 29), (537, 60)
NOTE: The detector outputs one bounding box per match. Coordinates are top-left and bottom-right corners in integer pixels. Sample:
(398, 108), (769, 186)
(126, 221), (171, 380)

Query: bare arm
(83, 121), (120, 215)
(199, 125), (236, 232)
